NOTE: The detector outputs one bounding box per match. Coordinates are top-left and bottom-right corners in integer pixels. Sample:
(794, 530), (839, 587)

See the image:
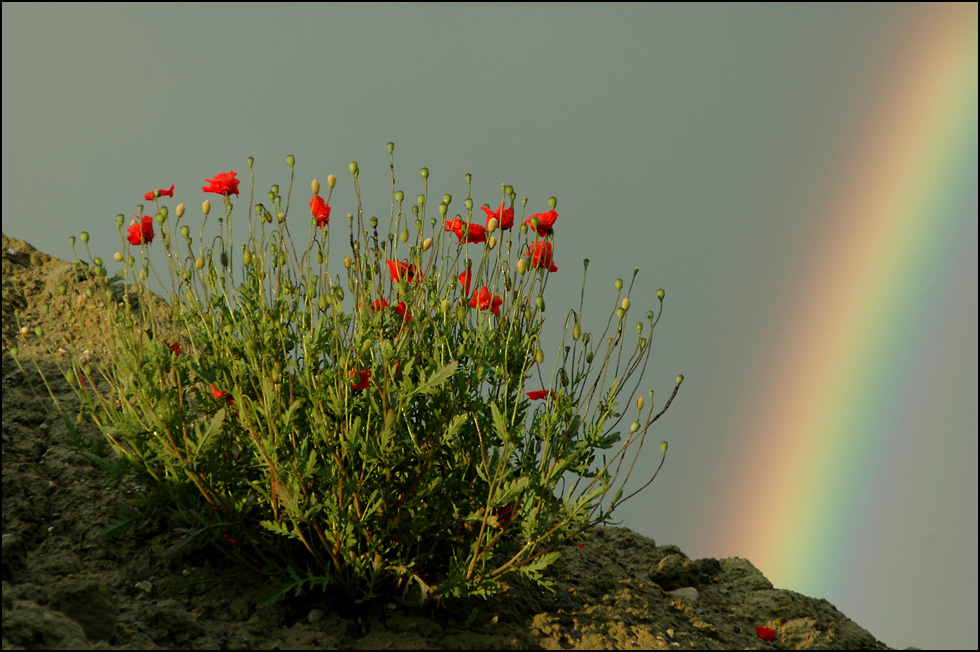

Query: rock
(50, 579), (117, 642)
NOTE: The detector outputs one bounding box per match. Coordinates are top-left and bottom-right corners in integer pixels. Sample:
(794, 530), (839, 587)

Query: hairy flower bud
(637, 396), (645, 410)
(676, 374), (684, 385)
(573, 323), (581, 340)
(311, 179), (320, 195)
(621, 298), (630, 311)
(420, 167), (429, 180)
(395, 190), (404, 203)
(176, 203), (185, 217)
(80, 231), (89, 243)
(657, 288), (665, 301)
(202, 200), (211, 216)
(195, 256), (205, 270)
(422, 238), (432, 251)
(113, 252), (123, 262)
(615, 278), (623, 291)
(327, 174), (337, 189)
(286, 154), (295, 167)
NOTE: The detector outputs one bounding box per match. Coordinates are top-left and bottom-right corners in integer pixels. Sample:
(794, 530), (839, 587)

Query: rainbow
(703, 0), (977, 611)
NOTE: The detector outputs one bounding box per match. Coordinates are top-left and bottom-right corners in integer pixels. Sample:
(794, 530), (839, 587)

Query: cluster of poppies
(128, 172), (240, 246)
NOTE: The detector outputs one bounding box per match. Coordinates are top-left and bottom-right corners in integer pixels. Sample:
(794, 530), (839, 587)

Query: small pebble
(135, 581), (153, 594)
(669, 587), (699, 604)
(307, 609), (324, 623)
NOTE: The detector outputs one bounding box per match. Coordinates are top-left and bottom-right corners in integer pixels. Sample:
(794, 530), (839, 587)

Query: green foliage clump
(28, 147), (682, 603)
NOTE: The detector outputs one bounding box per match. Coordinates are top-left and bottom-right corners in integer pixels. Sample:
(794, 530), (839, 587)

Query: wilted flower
(144, 184), (175, 201)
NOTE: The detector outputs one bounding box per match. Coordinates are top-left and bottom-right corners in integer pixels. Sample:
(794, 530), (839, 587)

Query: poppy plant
(445, 217), (487, 244)
(310, 195), (330, 227)
(350, 369), (372, 390)
(127, 214), (155, 246)
(386, 259), (419, 283)
(144, 184), (175, 202)
(524, 209), (558, 236)
(481, 202), (514, 230)
(756, 626), (775, 642)
(202, 171), (241, 197)
(527, 241), (558, 272)
(470, 287), (503, 317)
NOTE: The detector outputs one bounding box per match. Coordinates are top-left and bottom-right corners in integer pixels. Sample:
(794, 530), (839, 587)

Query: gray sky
(3, 4), (976, 649)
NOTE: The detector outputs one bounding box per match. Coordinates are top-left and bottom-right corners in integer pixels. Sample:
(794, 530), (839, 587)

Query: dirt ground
(2, 233), (894, 650)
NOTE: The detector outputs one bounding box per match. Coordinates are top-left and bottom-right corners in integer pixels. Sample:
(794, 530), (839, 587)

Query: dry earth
(2, 234), (895, 650)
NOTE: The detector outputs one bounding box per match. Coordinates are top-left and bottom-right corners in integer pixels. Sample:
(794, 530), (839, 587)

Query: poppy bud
(637, 396), (644, 410)
(486, 218), (498, 232)
(586, 352), (594, 363)
(548, 196), (557, 210)
(203, 200), (211, 216)
(159, 206), (168, 218)
(349, 161), (359, 176)
(657, 288), (665, 301)
(243, 251), (252, 265)
(420, 167), (428, 179)
(370, 217), (378, 229)
(400, 229), (409, 243)
(180, 225), (190, 239)
(615, 278), (623, 291)
(535, 349), (545, 364)
(647, 310), (654, 321)
(422, 238), (432, 251)
(621, 298), (630, 311)
(636, 321), (643, 334)
(176, 203), (185, 217)
(277, 212), (285, 223)
(676, 374), (684, 385)
(488, 236), (497, 249)
(316, 250), (323, 264)
(286, 154), (295, 167)
(195, 256), (205, 270)
(616, 308), (625, 319)
(573, 324), (581, 340)
(93, 257), (102, 267)
(318, 295), (328, 311)
(387, 141), (395, 153)
(661, 441), (668, 453)
(516, 259), (527, 274)
(115, 214), (125, 227)
(311, 179), (320, 195)
(326, 174), (336, 189)
(536, 296), (545, 312)
(113, 252), (123, 262)
(631, 421), (640, 432)
(80, 231), (89, 243)
(464, 198), (473, 211)
(639, 337), (647, 350)
(395, 190), (404, 203)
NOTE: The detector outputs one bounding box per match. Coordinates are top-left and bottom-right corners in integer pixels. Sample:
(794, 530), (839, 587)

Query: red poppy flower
(524, 209), (558, 235)
(367, 298), (390, 311)
(458, 269), (473, 294)
(482, 202), (514, 230)
(210, 384), (236, 407)
(165, 340), (181, 355)
(528, 241), (558, 272)
(310, 195), (331, 227)
(470, 287), (503, 317)
(445, 217), (487, 244)
(350, 369), (372, 390)
(394, 301), (413, 323)
(202, 171), (240, 197)
(387, 259), (420, 282)
(144, 184), (175, 201)
(756, 626), (775, 642)
(127, 214), (155, 245)
(494, 504), (514, 526)
(526, 389), (554, 400)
